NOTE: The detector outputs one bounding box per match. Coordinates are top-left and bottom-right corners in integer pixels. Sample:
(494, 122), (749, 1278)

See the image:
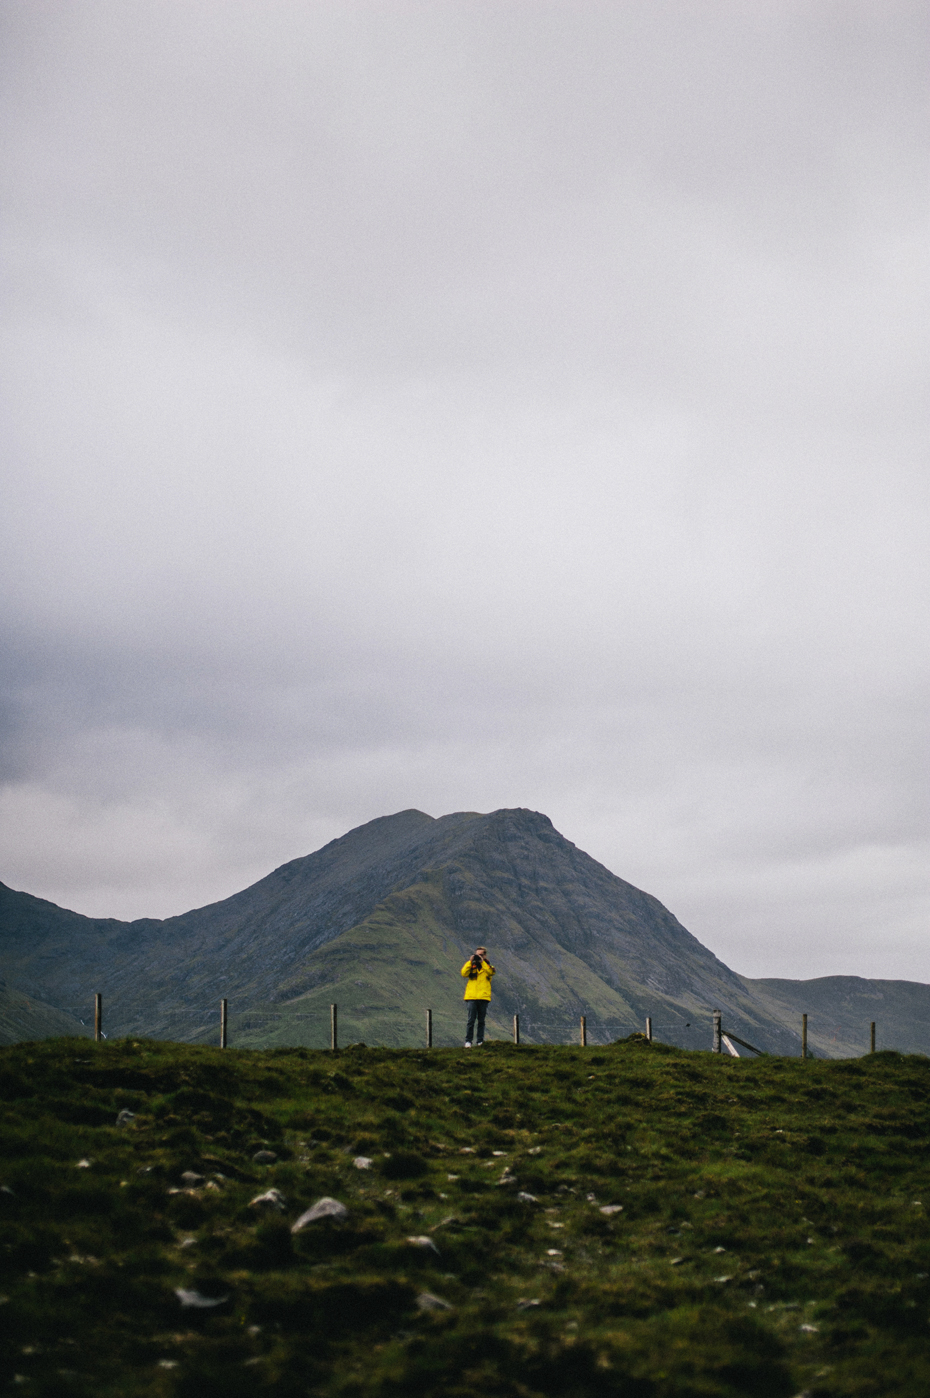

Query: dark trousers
(465, 1000), (488, 1044)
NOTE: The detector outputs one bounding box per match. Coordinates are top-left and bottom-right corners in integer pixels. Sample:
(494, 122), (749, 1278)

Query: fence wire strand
(54, 1000), (891, 1056)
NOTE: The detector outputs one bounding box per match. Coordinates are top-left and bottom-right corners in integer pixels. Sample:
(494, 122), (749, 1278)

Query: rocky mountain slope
(1, 807), (927, 1053)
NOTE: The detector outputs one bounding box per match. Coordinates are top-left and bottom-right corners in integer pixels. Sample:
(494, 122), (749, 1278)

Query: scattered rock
(115, 1109), (136, 1127)
(492, 1151), (507, 1157)
(599, 1205), (623, 1216)
(516, 1298), (541, 1309)
(416, 1292), (452, 1311)
(713, 1275), (734, 1284)
(407, 1235), (441, 1255)
(175, 1288), (229, 1309)
(75, 1159), (92, 1169)
(546, 1248), (563, 1256)
(799, 1324), (819, 1334)
(181, 1172), (205, 1187)
(713, 1246), (726, 1253)
(353, 1156), (373, 1170)
(446, 1174), (459, 1182)
(291, 1197), (349, 1232)
(527, 1146), (543, 1155)
(252, 1150), (277, 1165)
(1, 1186), (16, 1198)
(250, 1189), (286, 1212)
(670, 1257), (684, 1266)
(157, 1360), (178, 1369)
(179, 1238), (196, 1249)
(459, 1147), (475, 1154)
(517, 1192), (538, 1204)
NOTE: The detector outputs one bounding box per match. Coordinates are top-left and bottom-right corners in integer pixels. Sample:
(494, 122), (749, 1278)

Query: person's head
(475, 947), (487, 960)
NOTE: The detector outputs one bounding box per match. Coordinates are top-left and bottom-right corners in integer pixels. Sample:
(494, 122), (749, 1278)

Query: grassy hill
(2, 1035), (930, 1396)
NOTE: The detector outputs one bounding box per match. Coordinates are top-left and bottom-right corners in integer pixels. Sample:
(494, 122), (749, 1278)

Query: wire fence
(58, 994), (896, 1059)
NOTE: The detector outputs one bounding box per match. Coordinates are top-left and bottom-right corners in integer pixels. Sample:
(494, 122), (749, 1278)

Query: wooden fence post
(645, 1016), (652, 1042)
(712, 1010), (721, 1054)
(330, 1003), (338, 1051)
(94, 993), (102, 1043)
(426, 1008), (432, 1049)
(513, 1014), (520, 1045)
(870, 1021), (876, 1054)
(801, 1013), (808, 1060)
(220, 998), (228, 1049)
(580, 1015), (587, 1047)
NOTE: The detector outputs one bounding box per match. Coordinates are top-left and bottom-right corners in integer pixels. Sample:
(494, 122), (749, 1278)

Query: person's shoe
(475, 1040), (484, 1047)
(464, 1041), (472, 1049)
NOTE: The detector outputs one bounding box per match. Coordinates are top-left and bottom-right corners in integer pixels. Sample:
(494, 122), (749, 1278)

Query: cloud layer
(2, 1), (929, 979)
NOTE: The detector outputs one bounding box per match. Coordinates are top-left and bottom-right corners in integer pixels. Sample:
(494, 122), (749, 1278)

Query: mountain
(742, 974), (930, 1059)
(0, 980), (90, 1046)
(1, 806), (927, 1054)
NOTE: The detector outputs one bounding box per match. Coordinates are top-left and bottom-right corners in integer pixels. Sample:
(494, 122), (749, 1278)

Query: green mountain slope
(743, 975), (930, 1059)
(4, 806), (930, 1056)
(0, 982), (90, 1046)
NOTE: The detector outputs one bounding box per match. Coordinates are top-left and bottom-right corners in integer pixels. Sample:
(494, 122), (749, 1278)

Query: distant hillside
(2, 806), (928, 1055)
(743, 975), (930, 1059)
(0, 980), (90, 1045)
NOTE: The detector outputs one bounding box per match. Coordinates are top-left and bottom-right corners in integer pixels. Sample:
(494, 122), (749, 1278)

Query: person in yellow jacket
(461, 946), (495, 1048)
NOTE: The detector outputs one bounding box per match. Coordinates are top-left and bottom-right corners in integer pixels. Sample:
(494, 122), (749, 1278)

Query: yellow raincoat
(461, 957), (495, 1001)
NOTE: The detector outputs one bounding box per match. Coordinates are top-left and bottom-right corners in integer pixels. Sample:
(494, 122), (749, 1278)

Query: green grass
(2, 1036), (930, 1397)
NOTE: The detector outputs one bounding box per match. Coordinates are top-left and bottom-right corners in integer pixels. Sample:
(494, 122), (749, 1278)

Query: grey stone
(416, 1292), (452, 1311)
(115, 1109), (136, 1127)
(181, 1172), (205, 1187)
(291, 1197), (349, 1231)
(249, 1189), (286, 1212)
(407, 1235), (441, 1255)
(175, 1288), (229, 1308)
(252, 1150), (277, 1165)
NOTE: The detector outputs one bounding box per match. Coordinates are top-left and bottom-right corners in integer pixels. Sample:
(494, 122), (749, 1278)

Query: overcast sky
(2, 1), (928, 982)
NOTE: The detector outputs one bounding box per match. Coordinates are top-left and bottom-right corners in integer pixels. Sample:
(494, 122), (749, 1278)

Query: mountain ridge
(2, 806), (928, 1055)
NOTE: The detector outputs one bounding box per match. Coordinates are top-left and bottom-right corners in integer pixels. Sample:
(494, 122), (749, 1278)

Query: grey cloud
(1, 1), (928, 983)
